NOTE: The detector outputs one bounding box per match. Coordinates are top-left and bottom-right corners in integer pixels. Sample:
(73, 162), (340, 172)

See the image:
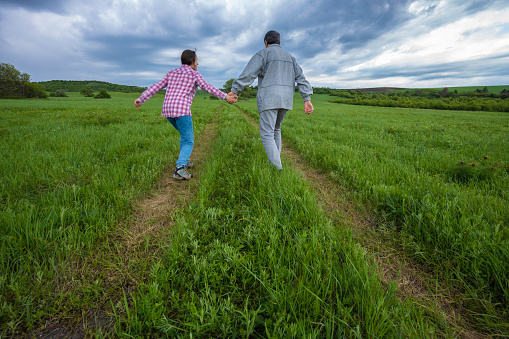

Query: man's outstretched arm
(231, 53), (263, 95)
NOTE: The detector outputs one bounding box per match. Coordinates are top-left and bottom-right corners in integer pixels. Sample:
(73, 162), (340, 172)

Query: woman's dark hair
(264, 30), (280, 45)
(181, 50), (197, 66)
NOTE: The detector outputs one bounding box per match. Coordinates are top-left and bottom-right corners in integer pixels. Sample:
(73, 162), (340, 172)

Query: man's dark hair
(264, 30), (280, 45)
(181, 50), (197, 66)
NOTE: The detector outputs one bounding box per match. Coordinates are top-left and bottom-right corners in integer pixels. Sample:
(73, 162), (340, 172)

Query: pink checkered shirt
(137, 64), (227, 118)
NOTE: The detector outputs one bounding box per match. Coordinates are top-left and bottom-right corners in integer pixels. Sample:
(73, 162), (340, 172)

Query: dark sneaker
(174, 166), (192, 180)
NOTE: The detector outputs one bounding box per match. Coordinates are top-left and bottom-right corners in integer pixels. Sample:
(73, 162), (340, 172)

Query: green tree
(222, 78), (257, 100)
(0, 63), (23, 98)
(239, 85), (256, 99)
(55, 89), (67, 97)
(19, 72), (30, 98)
(0, 63), (47, 98)
(24, 82), (48, 98)
(80, 86), (94, 97)
(221, 78), (235, 93)
(94, 89), (111, 99)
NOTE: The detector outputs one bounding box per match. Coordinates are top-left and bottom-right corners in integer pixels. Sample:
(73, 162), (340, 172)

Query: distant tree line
(327, 87), (509, 112)
(37, 80), (147, 93)
(4, 62), (507, 112)
(0, 63), (47, 99)
(1, 63), (140, 99)
(311, 87), (338, 95)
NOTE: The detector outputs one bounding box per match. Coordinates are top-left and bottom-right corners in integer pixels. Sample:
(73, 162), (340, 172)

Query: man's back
(255, 45), (297, 111)
(232, 44), (312, 112)
(257, 45), (295, 90)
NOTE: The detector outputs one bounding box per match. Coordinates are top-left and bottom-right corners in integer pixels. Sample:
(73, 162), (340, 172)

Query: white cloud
(113, 70), (163, 79)
(0, 8), (112, 80)
(344, 7), (509, 73)
(152, 48), (185, 67)
(1, 8), (85, 58)
(408, 0), (443, 15)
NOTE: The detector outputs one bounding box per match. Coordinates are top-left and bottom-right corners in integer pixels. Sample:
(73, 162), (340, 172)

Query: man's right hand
(304, 101), (313, 115)
(134, 99), (142, 109)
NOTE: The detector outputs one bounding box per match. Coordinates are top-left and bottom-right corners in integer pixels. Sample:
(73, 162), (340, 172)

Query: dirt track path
(125, 109), (221, 248)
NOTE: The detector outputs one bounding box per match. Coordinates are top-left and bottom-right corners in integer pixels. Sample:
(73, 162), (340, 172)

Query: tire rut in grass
(281, 145), (486, 339)
(34, 108), (224, 339)
(233, 104), (485, 339)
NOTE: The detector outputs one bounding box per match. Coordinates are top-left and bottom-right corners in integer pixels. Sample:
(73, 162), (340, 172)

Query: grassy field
(238, 94), (509, 332)
(1, 92), (508, 337)
(302, 94), (508, 291)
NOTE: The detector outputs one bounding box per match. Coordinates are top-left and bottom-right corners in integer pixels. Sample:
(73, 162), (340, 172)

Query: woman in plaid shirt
(135, 50), (237, 180)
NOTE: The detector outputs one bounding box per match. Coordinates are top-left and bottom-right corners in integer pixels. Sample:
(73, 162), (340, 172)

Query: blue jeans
(167, 116), (194, 167)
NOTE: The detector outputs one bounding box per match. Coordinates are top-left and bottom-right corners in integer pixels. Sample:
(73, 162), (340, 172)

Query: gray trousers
(259, 108), (288, 170)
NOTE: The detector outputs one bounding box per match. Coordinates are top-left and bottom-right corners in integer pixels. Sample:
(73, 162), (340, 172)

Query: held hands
(134, 99), (142, 109)
(226, 92), (238, 104)
(304, 100), (314, 115)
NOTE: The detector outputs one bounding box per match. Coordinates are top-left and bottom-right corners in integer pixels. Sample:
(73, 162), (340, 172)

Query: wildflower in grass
(472, 163), (476, 166)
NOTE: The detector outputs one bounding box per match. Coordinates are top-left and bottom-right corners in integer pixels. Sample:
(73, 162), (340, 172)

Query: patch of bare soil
(235, 105), (485, 339)
(33, 110), (223, 339)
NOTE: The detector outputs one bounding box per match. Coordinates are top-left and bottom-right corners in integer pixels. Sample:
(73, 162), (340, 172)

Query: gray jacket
(232, 44), (313, 112)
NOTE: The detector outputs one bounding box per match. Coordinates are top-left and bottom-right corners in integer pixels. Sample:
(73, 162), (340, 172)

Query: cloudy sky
(1, 0), (508, 89)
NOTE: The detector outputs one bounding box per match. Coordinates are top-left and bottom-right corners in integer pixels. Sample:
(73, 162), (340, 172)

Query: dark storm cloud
(271, 0), (413, 56)
(0, 0), (67, 12)
(1, 0), (508, 88)
(86, 36), (154, 66)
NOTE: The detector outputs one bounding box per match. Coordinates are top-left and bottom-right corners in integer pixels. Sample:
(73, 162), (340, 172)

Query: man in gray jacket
(230, 30), (314, 170)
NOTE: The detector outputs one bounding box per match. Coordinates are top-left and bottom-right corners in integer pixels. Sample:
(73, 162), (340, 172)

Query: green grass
(0, 93), (222, 335)
(112, 105), (446, 337)
(1, 92), (508, 336)
(236, 95), (509, 326)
